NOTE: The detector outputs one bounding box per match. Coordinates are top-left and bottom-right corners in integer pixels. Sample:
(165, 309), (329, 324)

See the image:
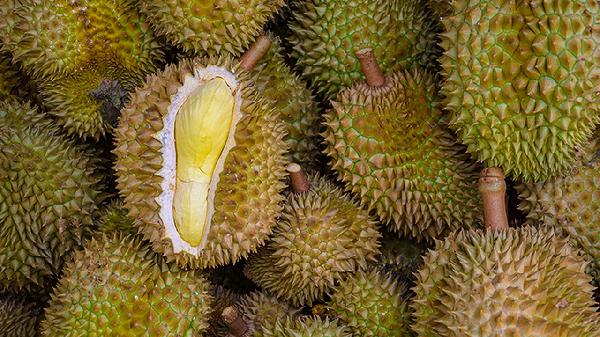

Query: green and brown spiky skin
(376, 234), (426, 285)
(258, 317), (352, 337)
(517, 136), (599, 284)
(288, 0), (440, 99)
(441, 0), (600, 182)
(114, 56), (288, 269)
(250, 37), (322, 169)
(139, 0), (285, 56)
(327, 268), (414, 337)
(0, 99), (103, 291)
(41, 234), (213, 336)
(411, 227), (600, 337)
(0, 53), (22, 99)
(428, 0), (451, 19)
(324, 69), (482, 242)
(245, 175), (381, 306)
(238, 291), (298, 334)
(207, 286), (239, 337)
(0, 294), (42, 337)
(96, 200), (136, 235)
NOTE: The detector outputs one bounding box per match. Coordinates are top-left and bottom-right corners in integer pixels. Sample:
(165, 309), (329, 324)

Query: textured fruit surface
(411, 227), (600, 336)
(41, 234), (213, 337)
(258, 317), (352, 337)
(428, 0), (451, 18)
(289, 0), (440, 98)
(206, 286), (239, 337)
(245, 175), (381, 306)
(0, 294), (42, 337)
(0, 99), (102, 291)
(0, 53), (21, 99)
(324, 69), (482, 242)
(96, 200), (136, 235)
(328, 268), (413, 337)
(139, 0), (285, 56)
(238, 291), (298, 334)
(114, 56), (288, 268)
(441, 0), (600, 181)
(377, 234), (426, 284)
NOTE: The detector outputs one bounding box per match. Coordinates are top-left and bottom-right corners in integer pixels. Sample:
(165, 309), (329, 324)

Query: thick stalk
(479, 167), (509, 230)
(355, 48), (386, 87)
(286, 163), (310, 193)
(239, 36), (272, 71)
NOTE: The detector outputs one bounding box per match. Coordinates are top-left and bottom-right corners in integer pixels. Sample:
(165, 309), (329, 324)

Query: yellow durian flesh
(173, 77), (234, 247)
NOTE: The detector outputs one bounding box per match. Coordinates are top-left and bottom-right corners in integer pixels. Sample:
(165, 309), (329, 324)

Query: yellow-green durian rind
(237, 291), (299, 334)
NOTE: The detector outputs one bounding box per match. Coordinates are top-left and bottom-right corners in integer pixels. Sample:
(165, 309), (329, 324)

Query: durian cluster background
(0, 0), (598, 336)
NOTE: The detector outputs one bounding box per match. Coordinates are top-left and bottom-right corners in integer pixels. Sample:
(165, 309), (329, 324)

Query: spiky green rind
(251, 37), (322, 169)
(0, 100), (103, 291)
(411, 227), (600, 337)
(139, 0), (285, 56)
(517, 136), (599, 284)
(96, 200), (136, 235)
(206, 286), (239, 337)
(0, 294), (42, 337)
(428, 0), (451, 19)
(327, 268), (413, 337)
(324, 69), (482, 242)
(114, 56), (288, 269)
(245, 175), (381, 306)
(258, 317), (352, 337)
(288, 0), (440, 99)
(0, 53), (22, 99)
(238, 291), (298, 334)
(41, 234), (213, 336)
(441, 0), (600, 182)
(377, 234), (426, 284)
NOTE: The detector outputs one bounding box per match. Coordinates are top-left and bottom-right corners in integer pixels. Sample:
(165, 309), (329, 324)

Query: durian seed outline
(156, 65), (242, 255)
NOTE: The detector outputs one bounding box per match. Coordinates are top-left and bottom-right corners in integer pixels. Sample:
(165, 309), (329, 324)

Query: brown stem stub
(223, 306), (254, 337)
(286, 163), (311, 193)
(239, 35), (272, 71)
(355, 48), (385, 87)
(479, 167), (509, 230)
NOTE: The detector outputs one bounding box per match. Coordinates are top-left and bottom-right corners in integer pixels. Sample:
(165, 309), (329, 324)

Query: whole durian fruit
(96, 200), (136, 235)
(138, 0), (285, 56)
(258, 317), (352, 337)
(237, 291), (299, 335)
(288, 0), (440, 99)
(324, 50), (482, 242)
(327, 268), (414, 337)
(245, 170), (381, 306)
(441, 0), (600, 182)
(1, 0), (163, 139)
(376, 233), (426, 284)
(0, 99), (103, 291)
(411, 227), (600, 336)
(0, 294), (42, 337)
(114, 56), (288, 269)
(41, 233), (213, 336)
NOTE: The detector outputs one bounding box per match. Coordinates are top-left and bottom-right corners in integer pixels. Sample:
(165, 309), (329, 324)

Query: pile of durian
(0, 0), (599, 336)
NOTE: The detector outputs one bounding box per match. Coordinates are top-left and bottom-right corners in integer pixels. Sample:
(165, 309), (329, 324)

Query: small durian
(376, 233), (426, 284)
(0, 294), (42, 337)
(441, 0), (600, 181)
(257, 317), (352, 337)
(138, 0), (285, 56)
(41, 233), (213, 336)
(96, 200), (136, 235)
(237, 291), (299, 335)
(0, 99), (103, 291)
(245, 166), (381, 306)
(327, 268), (414, 337)
(207, 286), (240, 337)
(324, 49), (482, 242)
(288, 0), (440, 98)
(114, 56), (288, 269)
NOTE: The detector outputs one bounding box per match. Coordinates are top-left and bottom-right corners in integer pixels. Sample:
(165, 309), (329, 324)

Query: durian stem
(239, 36), (273, 71)
(355, 48), (385, 87)
(479, 167), (509, 230)
(286, 163), (310, 193)
(222, 306), (253, 337)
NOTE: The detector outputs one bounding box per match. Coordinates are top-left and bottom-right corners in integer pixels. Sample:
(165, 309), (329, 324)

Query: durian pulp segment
(173, 78), (234, 247)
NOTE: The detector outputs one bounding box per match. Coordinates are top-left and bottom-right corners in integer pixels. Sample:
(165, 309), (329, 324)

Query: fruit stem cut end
(355, 48), (385, 87)
(239, 35), (273, 71)
(223, 306), (254, 337)
(286, 163), (311, 193)
(479, 167), (509, 230)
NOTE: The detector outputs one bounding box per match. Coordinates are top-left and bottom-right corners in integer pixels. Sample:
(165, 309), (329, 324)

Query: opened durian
(441, 0), (600, 181)
(0, 294), (42, 337)
(257, 317), (352, 337)
(114, 56), (288, 269)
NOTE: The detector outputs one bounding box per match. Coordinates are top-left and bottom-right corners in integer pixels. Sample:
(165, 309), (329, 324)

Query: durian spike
(286, 163), (311, 193)
(239, 36), (273, 71)
(223, 306), (254, 337)
(355, 48), (385, 87)
(478, 167), (509, 230)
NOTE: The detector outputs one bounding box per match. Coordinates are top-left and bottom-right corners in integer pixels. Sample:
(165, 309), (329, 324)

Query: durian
(245, 170), (381, 306)
(96, 200), (136, 235)
(0, 53), (22, 99)
(288, 0), (440, 98)
(377, 233), (426, 284)
(323, 50), (482, 242)
(0, 99), (103, 291)
(207, 286), (240, 337)
(257, 317), (352, 337)
(138, 0), (285, 56)
(411, 227), (600, 336)
(428, 0), (451, 19)
(237, 291), (299, 334)
(441, 0), (600, 181)
(114, 56), (288, 269)
(0, 294), (42, 337)
(41, 233), (213, 336)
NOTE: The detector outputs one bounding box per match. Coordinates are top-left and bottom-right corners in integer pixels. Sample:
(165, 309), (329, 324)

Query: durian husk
(257, 316), (352, 337)
(114, 56), (288, 269)
(411, 227), (600, 336)
(95, 200), (136, 236)
(237, 291), (299, 335)
(0, 294), (42, 337)
(428, 0), (452, 19)
(376, 233), (426, 285)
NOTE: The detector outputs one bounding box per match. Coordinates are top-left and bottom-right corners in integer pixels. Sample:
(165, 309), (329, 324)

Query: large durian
(138, 0), (285, 56)
(288, 0), (440, 98)
(0, 294), (42, 337)
(0, 99), (103, 291)
(114, 56), (288, 269)
(324, 50), (482, 242)
(41, 233), (213, 336)
(411, 227), (600, 336)
(245, 171), (381, 306)
(441, 0), (600, 181)
(257, 317), (352, 337)
(1, 0), (163, 139)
